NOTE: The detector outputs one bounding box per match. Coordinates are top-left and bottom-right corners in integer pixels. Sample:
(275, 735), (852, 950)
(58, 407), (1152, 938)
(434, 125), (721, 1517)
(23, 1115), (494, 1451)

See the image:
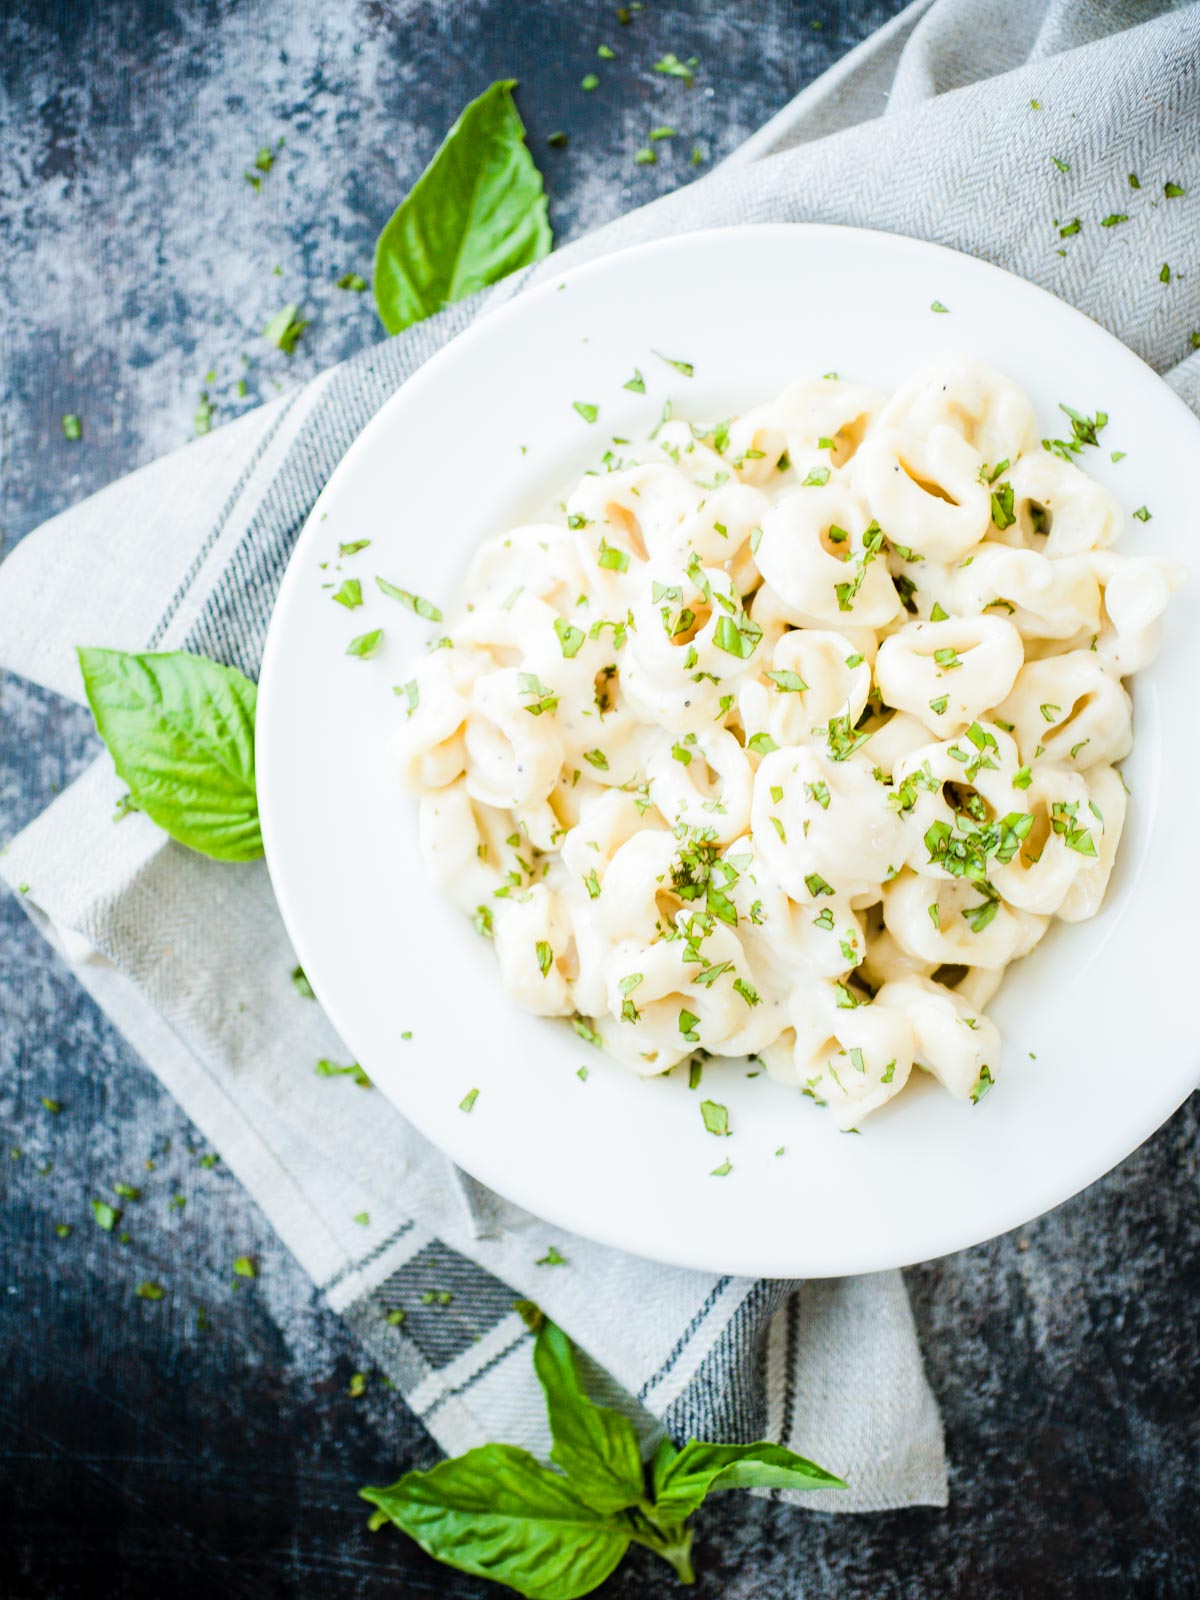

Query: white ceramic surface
(257, 225), (1200, 1279)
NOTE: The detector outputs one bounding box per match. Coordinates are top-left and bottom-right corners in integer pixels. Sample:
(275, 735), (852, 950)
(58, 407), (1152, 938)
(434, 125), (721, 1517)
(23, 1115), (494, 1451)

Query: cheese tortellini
(393, 360), (1180, 1130)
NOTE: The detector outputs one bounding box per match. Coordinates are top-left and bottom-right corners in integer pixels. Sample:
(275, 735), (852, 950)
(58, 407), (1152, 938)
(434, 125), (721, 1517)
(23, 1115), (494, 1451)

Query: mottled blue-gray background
(2, 2), (1197, 1596)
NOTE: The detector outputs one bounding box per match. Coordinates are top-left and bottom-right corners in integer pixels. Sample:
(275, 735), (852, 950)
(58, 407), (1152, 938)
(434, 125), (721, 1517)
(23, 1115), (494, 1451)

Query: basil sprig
(374, 80), (552, 335)
(77, 647), (262, 862)
(361, 1307), (843, 1597)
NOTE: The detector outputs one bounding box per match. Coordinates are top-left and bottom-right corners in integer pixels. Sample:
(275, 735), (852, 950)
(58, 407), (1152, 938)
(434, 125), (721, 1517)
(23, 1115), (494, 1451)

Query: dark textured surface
(1, 2), (1197, 1596)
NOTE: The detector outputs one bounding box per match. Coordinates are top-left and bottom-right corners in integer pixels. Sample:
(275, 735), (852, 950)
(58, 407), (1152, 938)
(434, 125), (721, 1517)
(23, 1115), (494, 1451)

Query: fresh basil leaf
(361, 1444), (629, 1600)
(77, 647), (261, 862)
(532, 1319), (646, 1514)
(651, 1439), (845, 1521)
(374, 80), (552, 335)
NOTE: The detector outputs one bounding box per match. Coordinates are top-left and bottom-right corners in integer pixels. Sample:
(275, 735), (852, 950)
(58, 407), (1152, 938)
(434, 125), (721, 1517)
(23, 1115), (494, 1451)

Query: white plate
(258, 225), (1200, 1279)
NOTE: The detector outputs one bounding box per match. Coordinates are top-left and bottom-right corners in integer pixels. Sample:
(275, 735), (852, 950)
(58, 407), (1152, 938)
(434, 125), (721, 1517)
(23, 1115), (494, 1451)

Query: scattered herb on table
(362, 1307), (842, 1597)
(374, 81), (551, 335)
(91, 1200), (120, 1232)
(336, 272), (368, 292)
(653, 52), (697, 85)
(61, 413), (82, 441)
(263, 303), (309, 354)
(316, 1058), (373, 1088)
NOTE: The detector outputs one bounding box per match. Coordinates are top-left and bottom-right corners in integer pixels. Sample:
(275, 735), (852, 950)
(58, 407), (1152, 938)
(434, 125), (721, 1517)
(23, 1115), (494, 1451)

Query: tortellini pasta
(393, 360), (1180, 1130)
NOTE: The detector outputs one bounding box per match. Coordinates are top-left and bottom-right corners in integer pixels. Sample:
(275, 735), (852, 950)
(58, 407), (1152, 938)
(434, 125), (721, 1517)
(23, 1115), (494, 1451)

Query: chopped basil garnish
(346, 628), (383, 659)
(734, 978), (760, 1007)
(376, 577), (443, 620)
(596, 539), (630, 573)
(767, 669), (807, 693)
(713, 611), (762, 659)
(700, 1099), (730, 1136)
(554, 618), (586, 657)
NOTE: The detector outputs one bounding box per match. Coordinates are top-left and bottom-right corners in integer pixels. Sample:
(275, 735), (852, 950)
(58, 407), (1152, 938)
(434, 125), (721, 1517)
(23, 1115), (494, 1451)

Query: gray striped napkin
(4, 0), (1197, 1515)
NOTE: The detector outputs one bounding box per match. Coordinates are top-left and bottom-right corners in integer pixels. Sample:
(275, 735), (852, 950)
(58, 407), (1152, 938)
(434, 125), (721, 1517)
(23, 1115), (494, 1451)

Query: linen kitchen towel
(3, 0), (1198, 1512)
